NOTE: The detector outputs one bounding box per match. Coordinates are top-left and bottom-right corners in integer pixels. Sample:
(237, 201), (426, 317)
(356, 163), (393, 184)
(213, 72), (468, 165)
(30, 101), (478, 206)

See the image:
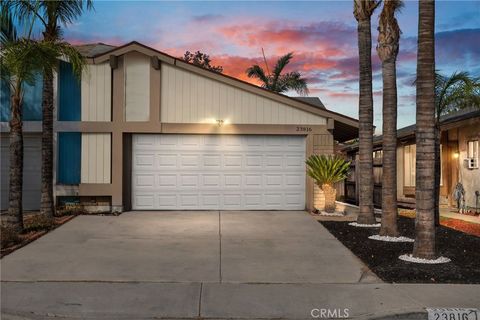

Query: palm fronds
(246, 52), (309, 95)
(305, 155), (351, 187)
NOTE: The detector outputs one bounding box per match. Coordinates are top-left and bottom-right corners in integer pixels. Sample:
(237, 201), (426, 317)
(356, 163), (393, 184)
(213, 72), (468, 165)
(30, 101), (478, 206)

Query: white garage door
(132, 134), (306, 210)
(1, 135), (42, 210)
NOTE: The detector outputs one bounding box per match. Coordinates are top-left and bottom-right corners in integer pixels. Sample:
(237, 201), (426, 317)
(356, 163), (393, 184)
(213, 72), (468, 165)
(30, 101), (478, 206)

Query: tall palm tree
(376, 0), (403, 237)
(432, 72), (480, 224)
(1, 4), (58, 231)
(412, 0), (436, 259)
(354, 0), (380, 225)
(246, 52), (309, 95)
(11, 0), (91, 219)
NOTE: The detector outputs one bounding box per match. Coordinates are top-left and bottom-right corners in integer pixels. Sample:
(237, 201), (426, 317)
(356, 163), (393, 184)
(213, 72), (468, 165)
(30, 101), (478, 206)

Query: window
(58, 61), (81, 121)
(57, 132), (81, 184)
(468, 140), (479, 159)
(404, 144), (416, 187)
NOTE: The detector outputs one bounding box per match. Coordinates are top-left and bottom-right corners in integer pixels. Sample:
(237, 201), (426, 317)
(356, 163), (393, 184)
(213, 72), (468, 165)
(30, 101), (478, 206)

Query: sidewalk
(1, 281), (479, 319)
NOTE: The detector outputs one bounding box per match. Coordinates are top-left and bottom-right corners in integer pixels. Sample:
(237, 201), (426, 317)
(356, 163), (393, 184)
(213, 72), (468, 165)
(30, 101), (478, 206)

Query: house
(342, 108), (480, 213)
(0, 41), (358, 213)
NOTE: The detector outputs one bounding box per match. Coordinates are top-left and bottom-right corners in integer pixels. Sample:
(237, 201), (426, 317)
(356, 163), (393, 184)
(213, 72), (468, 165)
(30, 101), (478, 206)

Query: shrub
(24, 215), (54, 232)
(1, 226), (21, 249)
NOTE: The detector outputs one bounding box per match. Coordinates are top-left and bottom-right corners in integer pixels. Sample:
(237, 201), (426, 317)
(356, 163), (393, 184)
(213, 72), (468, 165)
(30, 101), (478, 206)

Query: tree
(306, 155), (351, 213)
(432, 72), (480, 224)
(1, 4), (59, 231)
(376, 0), (403, 237)
(354, 0), (380, 225)
(10, 0), (91, 219)
(183, 50), (223, 73)
(246, 52), (308, 95)
(412, 0), (436, 259)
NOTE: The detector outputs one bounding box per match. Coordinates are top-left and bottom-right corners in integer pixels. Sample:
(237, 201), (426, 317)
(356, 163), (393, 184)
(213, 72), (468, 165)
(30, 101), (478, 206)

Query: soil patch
(320, 217), (480, 283)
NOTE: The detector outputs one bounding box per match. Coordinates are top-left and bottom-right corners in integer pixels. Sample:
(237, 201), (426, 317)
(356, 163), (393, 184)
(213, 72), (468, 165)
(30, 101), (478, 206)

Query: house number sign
(296, 126), (312, 132)
(427, 308), (479, 320)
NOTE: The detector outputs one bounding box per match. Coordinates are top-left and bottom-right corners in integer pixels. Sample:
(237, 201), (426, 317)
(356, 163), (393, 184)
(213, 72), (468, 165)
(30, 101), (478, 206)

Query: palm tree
(1, 5), (58, 231)
(10, 0), (91, 219)
(432, 72), (480, 224)
(412, 0), (436, 259)
(306, 155), (351, 213)
(246, 52), (308, 95)
(354, 0), (381, 225)
(376, 0), (403, 237)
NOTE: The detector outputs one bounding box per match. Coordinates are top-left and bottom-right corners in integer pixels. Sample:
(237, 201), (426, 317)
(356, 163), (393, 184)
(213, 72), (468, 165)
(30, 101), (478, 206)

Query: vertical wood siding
(81, 133), (111, 183)
(81, 63), (112, 121)
(124, 52), (150, 121)
(58, 62), (81, 121)
(161, 64), (326, 125)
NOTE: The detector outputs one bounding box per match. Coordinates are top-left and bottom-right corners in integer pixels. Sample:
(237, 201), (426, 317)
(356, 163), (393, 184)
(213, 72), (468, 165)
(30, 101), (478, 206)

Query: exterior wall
(81, 133), (111, 184)
(161, 63), (326, 125)
(124, 52), (150, 121)
(458, 123), (480, 208)
(309, 133), (334, 211)
(1, 134), (42, 210)
(81, 63), (112, 121)
(1, 74), (43, 121)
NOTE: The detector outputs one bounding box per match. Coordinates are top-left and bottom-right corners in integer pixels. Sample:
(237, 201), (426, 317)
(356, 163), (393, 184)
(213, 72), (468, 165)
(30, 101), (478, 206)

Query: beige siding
(81, 133), (111, 183)
(312, 133), (334, 210)
(81, 63), (111, 121)
(125, 52), (150, 121)
(161, 64), (326, 125)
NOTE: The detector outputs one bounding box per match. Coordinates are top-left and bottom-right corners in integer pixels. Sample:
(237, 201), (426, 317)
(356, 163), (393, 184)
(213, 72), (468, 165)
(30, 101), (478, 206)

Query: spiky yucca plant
(306, 155), (350, 213)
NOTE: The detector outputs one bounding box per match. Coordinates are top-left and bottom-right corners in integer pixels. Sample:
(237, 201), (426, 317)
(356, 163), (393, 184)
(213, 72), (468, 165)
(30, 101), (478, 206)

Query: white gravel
(368, 235), (414, 242)
(348, 222), (381, 228)
(399, 254), (451, 264)
(318, 211), (344, 217)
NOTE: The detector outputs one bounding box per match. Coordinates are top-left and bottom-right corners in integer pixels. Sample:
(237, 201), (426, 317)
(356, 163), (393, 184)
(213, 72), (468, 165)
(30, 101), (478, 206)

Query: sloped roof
(293, 97), (326, 110)
(342, 108), (480, 152)
(74, 43), (117, 58)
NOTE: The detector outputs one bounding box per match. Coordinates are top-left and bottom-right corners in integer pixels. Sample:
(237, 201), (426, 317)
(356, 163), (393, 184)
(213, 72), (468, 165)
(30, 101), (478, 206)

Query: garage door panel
(132, 134), (305, 210)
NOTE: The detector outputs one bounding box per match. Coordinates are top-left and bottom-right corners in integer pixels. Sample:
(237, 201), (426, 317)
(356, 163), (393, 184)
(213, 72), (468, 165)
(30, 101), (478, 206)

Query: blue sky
(60, 0), (480, 131)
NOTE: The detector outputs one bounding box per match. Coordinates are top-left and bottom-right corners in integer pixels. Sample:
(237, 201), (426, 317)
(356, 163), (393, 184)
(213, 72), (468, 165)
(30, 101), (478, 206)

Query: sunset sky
(60, 0), (479, 131)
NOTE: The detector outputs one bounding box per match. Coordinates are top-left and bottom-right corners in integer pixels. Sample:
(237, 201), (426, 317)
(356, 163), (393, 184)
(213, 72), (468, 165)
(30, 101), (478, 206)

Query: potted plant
(305, 155), (351, 214)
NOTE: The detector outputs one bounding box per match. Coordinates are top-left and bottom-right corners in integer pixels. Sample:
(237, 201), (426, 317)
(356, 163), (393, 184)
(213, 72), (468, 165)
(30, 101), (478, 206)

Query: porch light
(453, 151), (460, 159)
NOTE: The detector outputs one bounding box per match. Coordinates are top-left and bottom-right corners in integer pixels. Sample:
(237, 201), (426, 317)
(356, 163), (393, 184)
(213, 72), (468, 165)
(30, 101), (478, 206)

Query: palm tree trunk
(413, 0), (436, 259)
(357, 18), (376, 225)
(40, 69), (54, 219)
(380, 59), (399, 237)
(434, 123), (441, 226)
(322, 183), (337, 213)
(8, 91), (24, 232)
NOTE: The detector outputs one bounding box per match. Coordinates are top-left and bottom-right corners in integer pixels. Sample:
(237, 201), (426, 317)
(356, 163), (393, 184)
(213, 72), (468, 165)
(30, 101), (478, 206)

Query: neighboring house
(342, 108), (480, 212)
(0, 41), (358, 213)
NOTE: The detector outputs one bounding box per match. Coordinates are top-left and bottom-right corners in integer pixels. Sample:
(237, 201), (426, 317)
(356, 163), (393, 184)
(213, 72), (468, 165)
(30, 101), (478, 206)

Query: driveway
(3, 211), (480, 319)
(1, 210), (369, 283)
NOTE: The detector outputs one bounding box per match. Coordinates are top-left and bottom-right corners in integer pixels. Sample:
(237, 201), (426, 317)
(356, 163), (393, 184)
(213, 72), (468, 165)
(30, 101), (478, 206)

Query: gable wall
(161, 63), (326, 125)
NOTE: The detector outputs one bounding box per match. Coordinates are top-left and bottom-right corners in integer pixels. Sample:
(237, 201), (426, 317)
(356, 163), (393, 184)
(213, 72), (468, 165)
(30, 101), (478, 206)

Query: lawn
(320, 216), (480, 284)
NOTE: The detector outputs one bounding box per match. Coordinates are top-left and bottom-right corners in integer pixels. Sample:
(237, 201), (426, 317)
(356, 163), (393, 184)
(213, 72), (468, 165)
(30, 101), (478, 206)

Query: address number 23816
(296, 126), (312, 132)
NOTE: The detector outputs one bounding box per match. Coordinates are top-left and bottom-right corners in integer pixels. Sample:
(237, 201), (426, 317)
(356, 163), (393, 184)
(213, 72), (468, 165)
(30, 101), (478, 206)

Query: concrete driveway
(3, 211), (480, 319)
(1, 210), (369, 283)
